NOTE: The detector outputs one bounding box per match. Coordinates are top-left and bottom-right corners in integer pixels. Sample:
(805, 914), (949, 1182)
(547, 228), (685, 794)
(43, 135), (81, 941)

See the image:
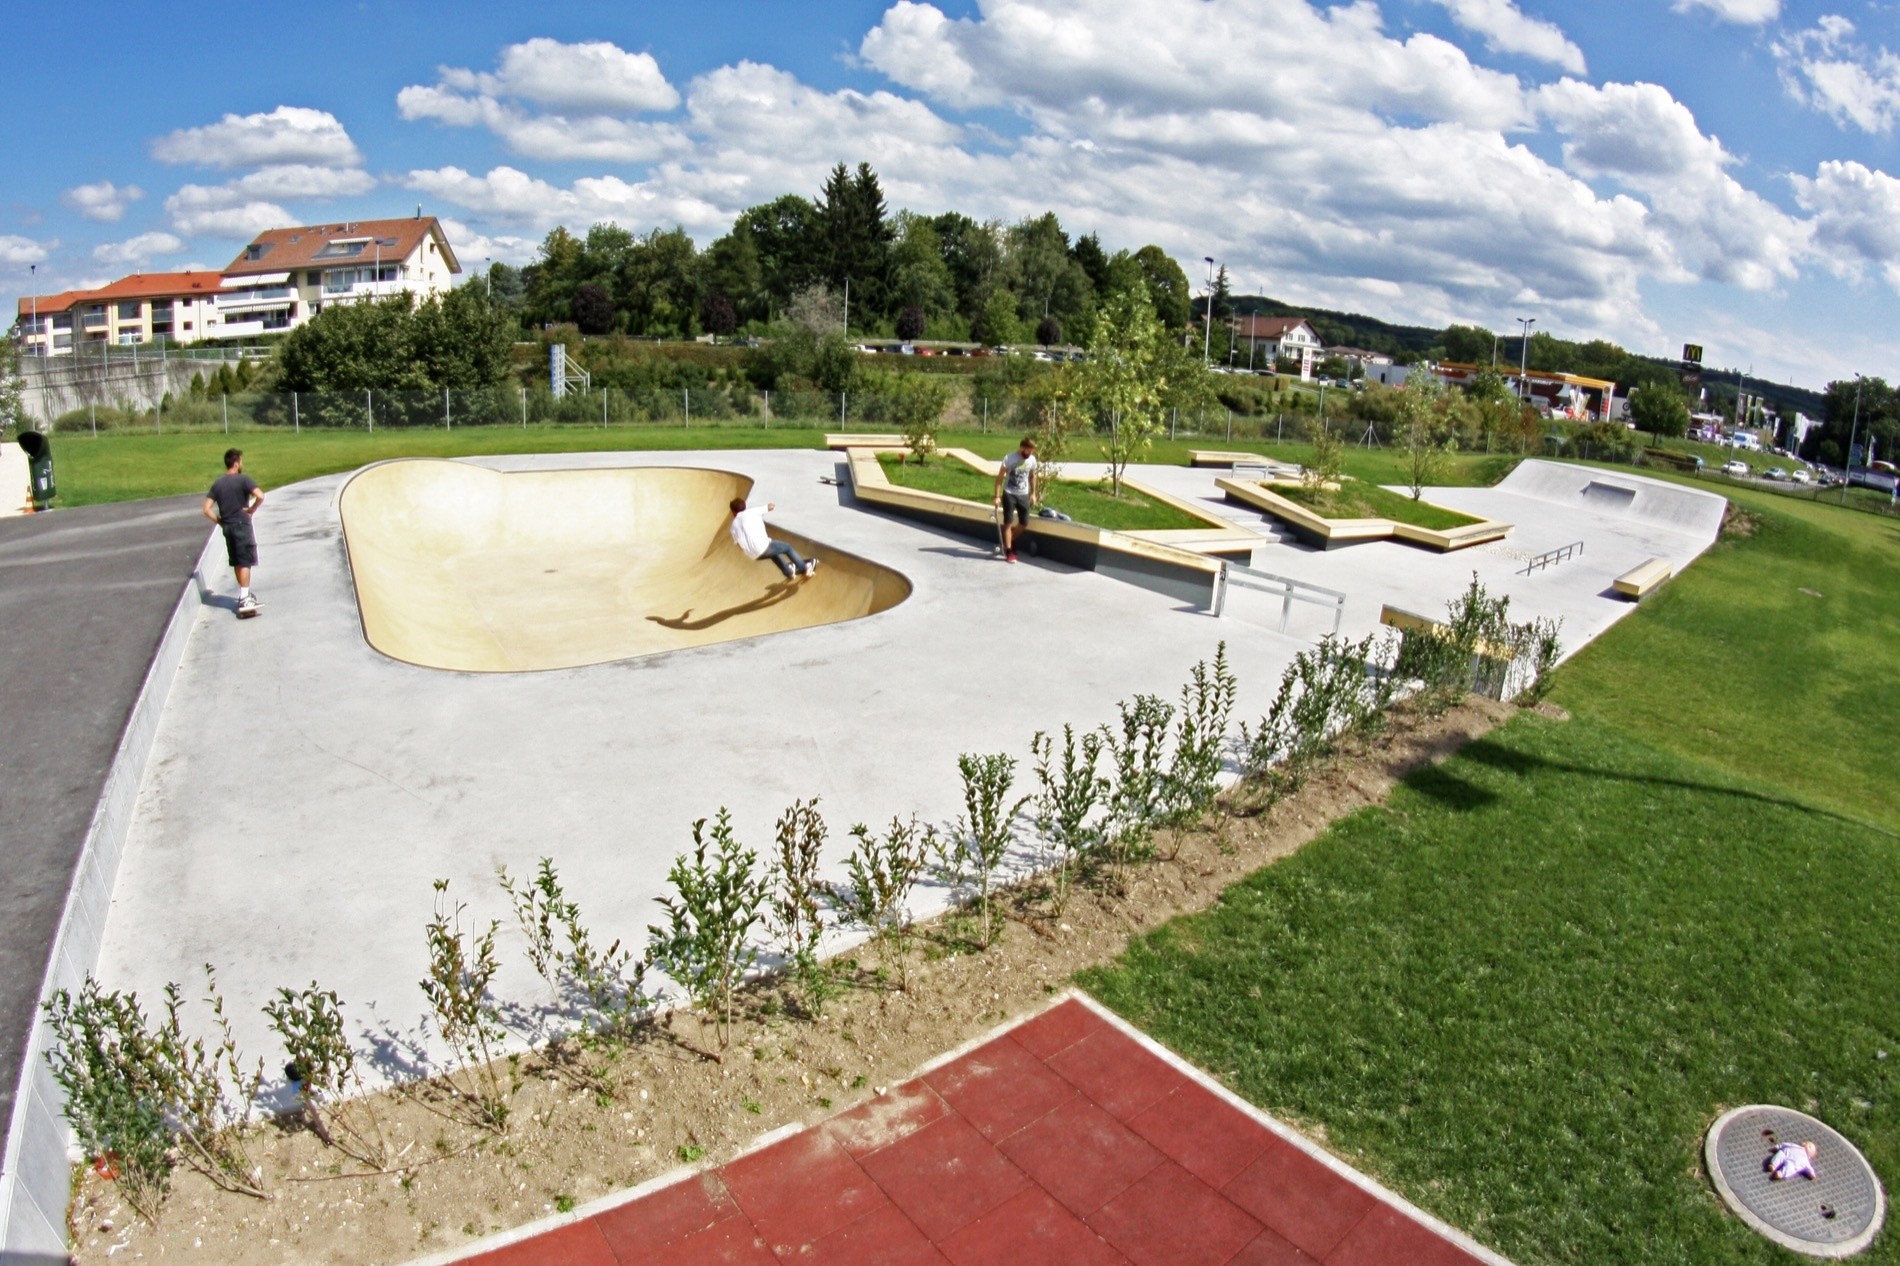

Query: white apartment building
(15, 272), (224, 355)
(214, 215), (461, 338)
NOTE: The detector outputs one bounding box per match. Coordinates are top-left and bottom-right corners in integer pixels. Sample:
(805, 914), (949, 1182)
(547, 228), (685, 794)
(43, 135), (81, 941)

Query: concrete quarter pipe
(339, 460), (911, 672)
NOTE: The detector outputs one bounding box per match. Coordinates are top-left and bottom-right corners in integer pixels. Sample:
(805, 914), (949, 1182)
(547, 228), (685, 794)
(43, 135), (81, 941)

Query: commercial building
(1434, 361), (1617, 420)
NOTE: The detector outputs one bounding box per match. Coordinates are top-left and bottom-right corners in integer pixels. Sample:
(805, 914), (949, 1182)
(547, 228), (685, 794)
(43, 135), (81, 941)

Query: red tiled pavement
(448, 996), (1506, 1266)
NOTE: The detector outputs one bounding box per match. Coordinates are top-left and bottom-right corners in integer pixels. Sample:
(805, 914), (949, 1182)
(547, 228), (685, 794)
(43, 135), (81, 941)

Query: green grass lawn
(1083, 713), (1899, 1266)
(40, 423), (1517, 509)
(1082, 485), (1900, 1265)
(876, 451), (1209, 531)
(1270, 478), (1482, 530)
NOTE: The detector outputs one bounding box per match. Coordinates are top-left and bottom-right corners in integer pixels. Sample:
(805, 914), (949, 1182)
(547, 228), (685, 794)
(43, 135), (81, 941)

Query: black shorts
(222, 518), (258, 568)
(1000, 492), (1031, 526)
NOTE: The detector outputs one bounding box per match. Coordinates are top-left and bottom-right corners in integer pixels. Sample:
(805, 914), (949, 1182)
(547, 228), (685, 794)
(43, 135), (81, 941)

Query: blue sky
(4, 0), (1897, 390)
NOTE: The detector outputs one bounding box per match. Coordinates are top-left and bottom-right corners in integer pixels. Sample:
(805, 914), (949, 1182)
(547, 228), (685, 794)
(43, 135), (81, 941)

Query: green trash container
(17, 430), (55, 510)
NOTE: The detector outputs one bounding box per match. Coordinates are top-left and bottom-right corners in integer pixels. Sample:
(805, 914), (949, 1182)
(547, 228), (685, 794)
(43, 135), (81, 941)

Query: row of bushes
(44, 580), (1559, 1224)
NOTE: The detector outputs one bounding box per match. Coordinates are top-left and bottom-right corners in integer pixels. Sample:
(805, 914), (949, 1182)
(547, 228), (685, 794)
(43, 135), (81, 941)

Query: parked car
(1763, 467), (1788, 480)
(1722, 460), (1750, 477)
(1790, 468), (1811, 484)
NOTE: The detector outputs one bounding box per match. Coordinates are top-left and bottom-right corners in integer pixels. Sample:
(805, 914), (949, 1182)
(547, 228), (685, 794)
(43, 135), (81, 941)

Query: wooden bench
(1613, 557), (1673, 599)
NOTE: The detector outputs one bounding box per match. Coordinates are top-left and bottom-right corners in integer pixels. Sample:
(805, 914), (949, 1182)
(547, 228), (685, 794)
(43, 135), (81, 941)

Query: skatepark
(0, 449), (1728, 1263)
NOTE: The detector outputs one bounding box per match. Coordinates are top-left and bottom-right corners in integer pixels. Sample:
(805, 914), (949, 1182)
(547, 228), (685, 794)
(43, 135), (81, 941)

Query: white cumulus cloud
(92, 232), (186, 266)
(63, 181), (143, 222)
(1793, 159), (1900, 288)
(161, 166), (375, 239)
(0, 235), (51, 266)
(151, 106), (362, 169)
(1774, 17), (1900, 133)
(1673, 0), (1780, 23)
(1431, 0), (1586, 75)
(398, 38), (684, 162)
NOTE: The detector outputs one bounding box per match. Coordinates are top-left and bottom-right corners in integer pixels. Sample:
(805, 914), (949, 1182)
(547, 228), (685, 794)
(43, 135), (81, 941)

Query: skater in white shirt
(728, 497), (818, 580)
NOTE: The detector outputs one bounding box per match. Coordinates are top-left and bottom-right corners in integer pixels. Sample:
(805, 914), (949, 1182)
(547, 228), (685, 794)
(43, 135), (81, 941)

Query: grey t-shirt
(1001, 452), (1037, 497)
(208, 473), (258, 525)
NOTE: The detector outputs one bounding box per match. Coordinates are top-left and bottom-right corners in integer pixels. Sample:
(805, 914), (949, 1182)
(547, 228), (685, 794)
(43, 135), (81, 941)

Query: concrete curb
(0, 530), (213, 1265)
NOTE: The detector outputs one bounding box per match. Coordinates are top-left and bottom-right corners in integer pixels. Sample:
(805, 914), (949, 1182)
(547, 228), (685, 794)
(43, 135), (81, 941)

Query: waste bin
(17, 430), (55, 510)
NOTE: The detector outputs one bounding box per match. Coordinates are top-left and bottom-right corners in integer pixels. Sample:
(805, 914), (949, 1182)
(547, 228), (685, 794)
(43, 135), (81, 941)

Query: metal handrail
(1519, 540), (1584, 575)
(1213, 561), (1346, 636)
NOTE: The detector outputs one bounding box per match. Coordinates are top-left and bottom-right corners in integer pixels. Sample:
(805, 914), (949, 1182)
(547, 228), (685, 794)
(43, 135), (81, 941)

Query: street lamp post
(1202, 257), (1215, 368)
(842, 276), (850, 340)
(1841, 372), (1863, 505)
(485, 257), (493, 299)
(1516, 317), (1536, 404)
(29, 263), (37, 358)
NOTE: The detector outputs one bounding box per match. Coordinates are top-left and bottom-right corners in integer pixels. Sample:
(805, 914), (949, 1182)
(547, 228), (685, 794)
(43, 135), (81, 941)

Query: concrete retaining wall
(19, 354), (249, 426)
(0, 538), (210, 1265)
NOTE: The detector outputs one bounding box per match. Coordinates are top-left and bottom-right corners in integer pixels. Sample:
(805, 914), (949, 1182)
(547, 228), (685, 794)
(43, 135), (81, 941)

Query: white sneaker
(237, 593), (260, 618)
(803, 559), (820, 577)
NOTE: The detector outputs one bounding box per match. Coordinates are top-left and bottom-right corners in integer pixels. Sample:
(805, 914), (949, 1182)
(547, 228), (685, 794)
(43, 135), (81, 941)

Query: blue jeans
(758, 540), (808, 578)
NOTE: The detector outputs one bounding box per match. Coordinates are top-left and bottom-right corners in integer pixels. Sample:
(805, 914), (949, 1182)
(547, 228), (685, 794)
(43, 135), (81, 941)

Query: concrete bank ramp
(340, 459), (910, 672)
(1497, 459), (1726, 540)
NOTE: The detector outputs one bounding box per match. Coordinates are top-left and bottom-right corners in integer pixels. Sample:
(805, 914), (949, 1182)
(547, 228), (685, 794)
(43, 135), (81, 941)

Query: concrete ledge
(846, 448), (1227, 610)
(1219, 477), (1511, 552)
(0, 534), (212, 1264)
(1613, 556), (1673, 599)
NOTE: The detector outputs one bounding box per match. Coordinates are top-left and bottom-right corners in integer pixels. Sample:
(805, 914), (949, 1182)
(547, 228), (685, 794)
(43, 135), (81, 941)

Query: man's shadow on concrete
(646, 578), (800, 631)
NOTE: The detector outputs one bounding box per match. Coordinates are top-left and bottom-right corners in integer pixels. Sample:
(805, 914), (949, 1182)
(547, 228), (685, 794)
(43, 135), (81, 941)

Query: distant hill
(1231, 293), (1828, 418)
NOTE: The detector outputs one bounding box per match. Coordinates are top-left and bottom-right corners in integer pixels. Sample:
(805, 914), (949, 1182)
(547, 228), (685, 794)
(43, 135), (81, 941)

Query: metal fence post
(90, 402), (96, 438)
(293, 392), (299, 434)
(521, 387), (527, 428)
(683, 387), (689, 427)
(445, 388), (451, 429)
(366, 389), (373, 433)
(1226, 409), (1232, 442)
(982, 398), (988, 433)
(222, 396), (228, 434)
(840, 392), (847, 428)
(155, 395), (161, 434)
(763, 389), (770, 427)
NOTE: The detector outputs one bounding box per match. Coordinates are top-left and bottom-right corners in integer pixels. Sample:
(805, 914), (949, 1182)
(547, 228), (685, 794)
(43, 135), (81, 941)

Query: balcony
(218, 286), (294, 312)
(321, 278), (409, 301)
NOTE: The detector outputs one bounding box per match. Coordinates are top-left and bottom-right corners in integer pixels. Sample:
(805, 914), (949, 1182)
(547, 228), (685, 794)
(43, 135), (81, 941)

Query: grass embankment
(42, 424), (1517, 508)
(1083, 489), (1900, 1266)
(876, 451), (1206, 531)
(1270, 478), (1482, 530)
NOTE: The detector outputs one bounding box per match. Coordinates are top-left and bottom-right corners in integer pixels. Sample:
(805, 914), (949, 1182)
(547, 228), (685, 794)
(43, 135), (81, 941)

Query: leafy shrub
(646, 810), (768, 1051)
(263, 983), (387, 1167)
(420, 880), (512, 1129)
(1029, 725), (1106, 914)
(498, 859), (650, 1051)
(836, 816), (933, 988)
(767, 798), (836, 1015)
(937, 754), (1031, 948)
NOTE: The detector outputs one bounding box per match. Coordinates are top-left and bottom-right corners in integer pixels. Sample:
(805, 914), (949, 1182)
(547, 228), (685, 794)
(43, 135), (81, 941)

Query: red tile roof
(222, 216), (460, 276)
(1234, 316), (1315, 340)
(16, 271), (224, 317)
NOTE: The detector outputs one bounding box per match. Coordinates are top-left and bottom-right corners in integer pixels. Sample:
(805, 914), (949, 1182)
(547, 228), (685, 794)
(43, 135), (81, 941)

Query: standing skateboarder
(728, 497), (818, 580)
(992, 436), (1039, 562)
(203, 448), (264, 617)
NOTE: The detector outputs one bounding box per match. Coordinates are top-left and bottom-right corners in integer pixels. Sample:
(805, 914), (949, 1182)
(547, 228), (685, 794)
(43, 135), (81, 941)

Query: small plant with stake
(1029, 725), (1105, 915)
(420, 879), (512, 1131)
(1100, 694), (1174, 873)
(835, 816), (932, 989)
(646, 809), (768, 1054)
(767, 797), (837, 1016)
(263, 983), (388, 1168)
(42, 980), (178, 1222)
(937, 753), (1031, 949)
(1161, 643), (1239, 830)
(498, 859), (651, 1049)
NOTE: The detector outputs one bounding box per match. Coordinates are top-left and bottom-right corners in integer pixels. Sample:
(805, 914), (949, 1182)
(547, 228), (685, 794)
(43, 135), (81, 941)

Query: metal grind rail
(1519, 540), (1584, 576)
(1213, 562), (1346, 637)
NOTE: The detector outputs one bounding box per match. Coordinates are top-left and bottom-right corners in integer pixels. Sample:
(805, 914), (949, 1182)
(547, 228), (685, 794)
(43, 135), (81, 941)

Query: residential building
(16, 272), (224, 356)
(215, 215), (460, 339)
(12, 216), (462, 355)
(1231, 316), (1324, 375)
(1323, 345), (1392, 372)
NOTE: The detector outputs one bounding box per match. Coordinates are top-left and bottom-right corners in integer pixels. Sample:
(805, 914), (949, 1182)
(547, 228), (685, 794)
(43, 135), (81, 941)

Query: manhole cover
(1706, 1105), (1885, 1257)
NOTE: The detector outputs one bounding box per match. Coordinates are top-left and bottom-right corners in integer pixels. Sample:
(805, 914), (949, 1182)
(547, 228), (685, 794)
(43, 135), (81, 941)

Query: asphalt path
(0, 496), (207, 1135)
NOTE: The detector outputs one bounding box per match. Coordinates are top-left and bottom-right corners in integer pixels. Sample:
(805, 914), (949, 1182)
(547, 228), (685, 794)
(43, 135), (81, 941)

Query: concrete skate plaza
(342, 461), (909, 672)
(84, 451), (1723, 1087)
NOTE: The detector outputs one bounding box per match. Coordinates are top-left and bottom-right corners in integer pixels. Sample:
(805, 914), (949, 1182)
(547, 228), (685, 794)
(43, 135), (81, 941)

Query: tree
(521, 226), (584, 327)
(571, 283), (616, 336)
(702, 225), (765, 324)
(0, 338), (22, 437)
(1627, 383), (1689, 439)
(1070, 232), (1110, 294)
(276, 295), (427, 393)
(888, 212), (958, 327)
(1079, 286), (1171, 496)
(1004, 212), (1092, 330)
(895, 305), (927, 342)
(815, 162), (893, 320)
(700, 291), (738, 340)
(486, 262), (525, 311)
(1439, 324), (1496, 364)
(1396, 376), (1455, 500)
(1036, 314), (1062, 347)
(733, 194), (820, 313)
(932, 212), (1004, 325)
(972, 288), (1022, 347)
(412, 284), (516, 387)
(1130, 246), (1191, 328)
(863, 368), (952, 463)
